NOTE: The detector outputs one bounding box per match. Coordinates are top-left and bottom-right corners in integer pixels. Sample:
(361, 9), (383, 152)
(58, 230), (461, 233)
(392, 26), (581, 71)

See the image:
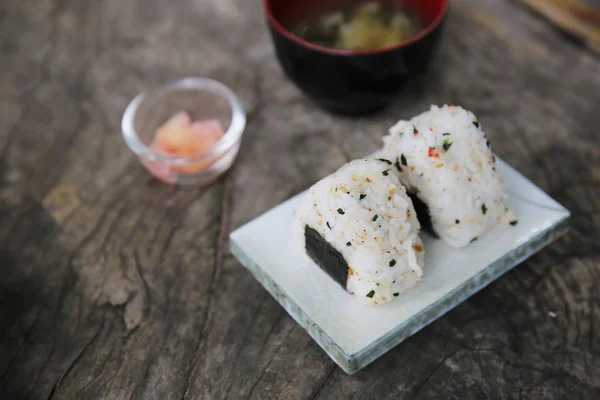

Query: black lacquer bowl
(264, 0), (448, 115)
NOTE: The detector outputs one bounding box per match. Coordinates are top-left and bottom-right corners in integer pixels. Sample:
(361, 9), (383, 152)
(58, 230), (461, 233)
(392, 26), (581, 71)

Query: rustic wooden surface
(516, 0), (600, 53)
(1, 0), (599, 399)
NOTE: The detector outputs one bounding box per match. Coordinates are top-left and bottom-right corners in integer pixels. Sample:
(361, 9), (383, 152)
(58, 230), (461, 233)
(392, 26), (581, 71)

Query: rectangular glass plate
(230, 158), (570, 374)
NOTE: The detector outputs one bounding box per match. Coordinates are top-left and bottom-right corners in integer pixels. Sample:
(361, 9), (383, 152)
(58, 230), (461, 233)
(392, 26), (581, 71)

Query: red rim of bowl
(264, 0), (448, 56)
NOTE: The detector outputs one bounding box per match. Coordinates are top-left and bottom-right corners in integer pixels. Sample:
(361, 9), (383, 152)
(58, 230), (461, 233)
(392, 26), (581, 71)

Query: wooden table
(1, 0), (599, 398)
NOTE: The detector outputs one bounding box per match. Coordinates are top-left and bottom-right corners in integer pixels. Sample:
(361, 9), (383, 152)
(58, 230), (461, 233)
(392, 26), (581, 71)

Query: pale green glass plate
(230, 158), (570, 374)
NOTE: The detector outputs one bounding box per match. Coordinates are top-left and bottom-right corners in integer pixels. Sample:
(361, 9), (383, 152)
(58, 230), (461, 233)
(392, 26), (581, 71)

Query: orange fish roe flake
(413, 244), (423, 252)
(428, 147), (440, 158)
(366, 177), (372, 182)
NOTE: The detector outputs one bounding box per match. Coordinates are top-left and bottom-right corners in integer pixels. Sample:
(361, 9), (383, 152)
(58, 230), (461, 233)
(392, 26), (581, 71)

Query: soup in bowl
(264, 0), (448, 115)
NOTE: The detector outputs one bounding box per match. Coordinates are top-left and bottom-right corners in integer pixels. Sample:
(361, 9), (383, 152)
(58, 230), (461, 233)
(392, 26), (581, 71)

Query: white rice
(293, 159), (425, 306)
(381, 105), (516, 248)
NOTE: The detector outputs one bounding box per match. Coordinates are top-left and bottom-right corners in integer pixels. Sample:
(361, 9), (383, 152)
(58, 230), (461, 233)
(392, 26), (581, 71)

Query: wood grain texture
(0, 0), (599, 399)
(515, 0), (600, 53)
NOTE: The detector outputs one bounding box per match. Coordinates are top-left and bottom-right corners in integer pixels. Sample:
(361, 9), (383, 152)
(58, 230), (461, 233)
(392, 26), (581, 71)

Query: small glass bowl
(122, 78), (246, 187)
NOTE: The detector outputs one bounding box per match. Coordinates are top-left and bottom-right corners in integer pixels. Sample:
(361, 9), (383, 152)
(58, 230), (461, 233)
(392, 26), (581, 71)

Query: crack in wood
(410, 349), (462, 399)
(308, 364), (336, 400)
(181, 180), (231, 399)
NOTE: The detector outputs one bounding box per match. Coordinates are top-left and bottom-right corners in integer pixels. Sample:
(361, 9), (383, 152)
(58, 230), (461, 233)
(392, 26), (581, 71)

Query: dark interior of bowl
(269, 0), (445, 45)
(264, 0), (447, 115)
